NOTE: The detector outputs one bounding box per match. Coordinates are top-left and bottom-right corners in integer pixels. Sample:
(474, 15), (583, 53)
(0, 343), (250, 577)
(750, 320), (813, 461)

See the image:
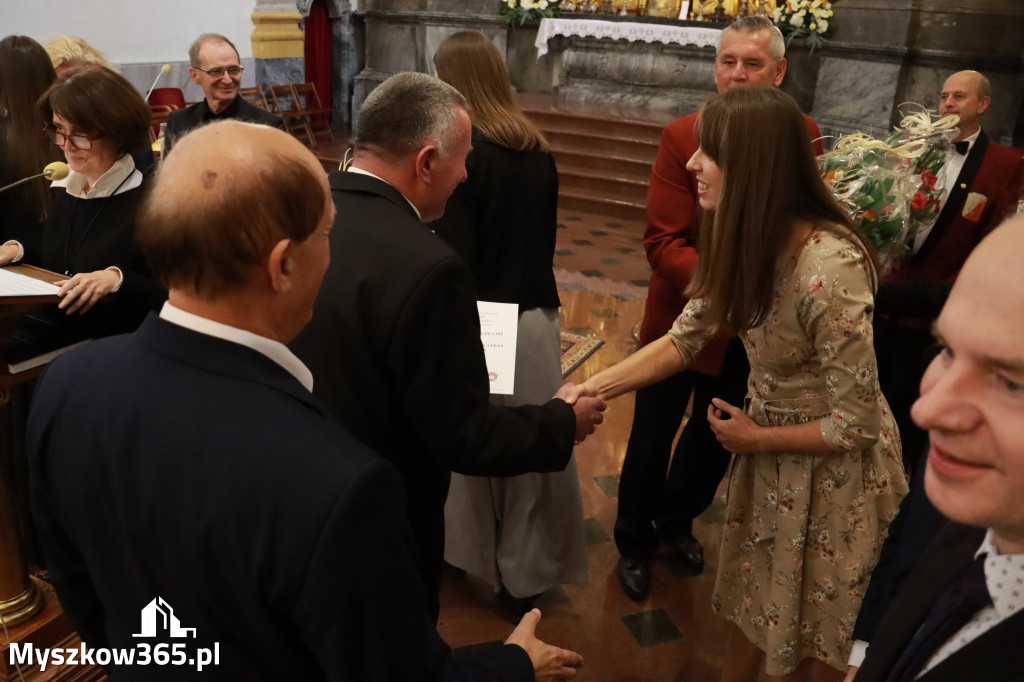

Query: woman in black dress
(33, 65), (165, 338)
(432, 30), (588, 617)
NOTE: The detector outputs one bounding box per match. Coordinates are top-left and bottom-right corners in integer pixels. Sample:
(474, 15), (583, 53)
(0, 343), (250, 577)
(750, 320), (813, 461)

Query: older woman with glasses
(31, 65), (165, 338)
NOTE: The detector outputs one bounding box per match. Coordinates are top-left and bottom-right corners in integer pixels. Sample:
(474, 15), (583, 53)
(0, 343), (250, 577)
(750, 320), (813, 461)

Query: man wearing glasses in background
(164, 33), (283, 154)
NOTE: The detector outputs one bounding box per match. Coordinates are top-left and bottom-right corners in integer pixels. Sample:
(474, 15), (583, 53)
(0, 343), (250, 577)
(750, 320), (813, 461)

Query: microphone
(0, 162), (70, 193)
(145, 63), (173, 102)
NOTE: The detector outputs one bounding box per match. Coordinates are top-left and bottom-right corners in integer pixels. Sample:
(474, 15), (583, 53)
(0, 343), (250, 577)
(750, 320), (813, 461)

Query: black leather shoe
(618, 557), (651, 601)
(667, 533), (704, 573)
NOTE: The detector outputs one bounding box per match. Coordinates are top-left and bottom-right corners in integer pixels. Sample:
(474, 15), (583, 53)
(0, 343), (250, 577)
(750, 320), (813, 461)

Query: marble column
(251, 0), (306, 87)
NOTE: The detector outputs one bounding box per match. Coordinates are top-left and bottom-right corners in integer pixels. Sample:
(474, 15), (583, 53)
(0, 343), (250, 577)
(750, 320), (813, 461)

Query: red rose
(911, 191), (928, 211)
(921, 172), (937, 190)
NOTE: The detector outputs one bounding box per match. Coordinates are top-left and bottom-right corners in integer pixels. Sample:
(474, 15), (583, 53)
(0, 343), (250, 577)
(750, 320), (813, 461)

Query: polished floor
(437, 209), (739, 681)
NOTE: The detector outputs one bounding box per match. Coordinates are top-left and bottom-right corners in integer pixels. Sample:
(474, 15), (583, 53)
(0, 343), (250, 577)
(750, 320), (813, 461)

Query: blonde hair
(433, 30), (548, 153)
(44, 36), (118, 74)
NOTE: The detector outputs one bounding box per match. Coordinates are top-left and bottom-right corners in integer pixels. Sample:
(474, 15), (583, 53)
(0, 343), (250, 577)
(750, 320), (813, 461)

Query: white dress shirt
(911, 129), (980, 254)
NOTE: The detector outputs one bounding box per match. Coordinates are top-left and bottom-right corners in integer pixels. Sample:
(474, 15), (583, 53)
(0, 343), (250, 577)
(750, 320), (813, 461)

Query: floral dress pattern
(668, 229), (908, 675)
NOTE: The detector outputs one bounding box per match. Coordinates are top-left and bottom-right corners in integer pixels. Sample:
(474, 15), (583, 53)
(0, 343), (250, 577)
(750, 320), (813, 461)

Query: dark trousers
(874, 318), (938, 478)
(614, 337), (749, 561)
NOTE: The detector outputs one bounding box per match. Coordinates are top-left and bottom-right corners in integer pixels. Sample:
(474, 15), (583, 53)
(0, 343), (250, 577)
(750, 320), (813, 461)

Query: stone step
(551, 145), (653, 181)
(558, 187), (646, 223)
(518, 92), (672, 144)
(559, 163), (650, 204)
(528, 110), (666, 146)
(543, 125), (661, 161)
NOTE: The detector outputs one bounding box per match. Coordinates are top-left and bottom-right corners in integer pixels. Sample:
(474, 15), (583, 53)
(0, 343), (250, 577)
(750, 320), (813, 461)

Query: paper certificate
(0, 267), (61, 296)
(477, 301), (518, 395)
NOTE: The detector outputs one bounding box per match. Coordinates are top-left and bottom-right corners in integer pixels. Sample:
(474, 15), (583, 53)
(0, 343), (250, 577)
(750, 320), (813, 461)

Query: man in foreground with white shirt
(850, 216), (1024, 681)
(27, 120), (583, 681)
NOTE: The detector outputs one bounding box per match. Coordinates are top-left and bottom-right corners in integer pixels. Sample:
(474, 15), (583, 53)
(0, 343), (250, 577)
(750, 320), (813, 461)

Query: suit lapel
(133, 314), (329, 418)
(919, 610), (1024, 680)
(915, 131), (990, 259)
(861, 522), (985, 677)
(327, 170), (420, 221)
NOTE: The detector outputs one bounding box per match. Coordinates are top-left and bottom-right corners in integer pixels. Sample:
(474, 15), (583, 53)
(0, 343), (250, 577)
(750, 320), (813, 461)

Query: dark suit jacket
(290, 172), (575, 613)
(642, 111), (823, 373)
(854, 521), (1024, 681)
(29, 314), (533, 681)
(164, 96), (284, 154)
(878, 131), (1023, 324)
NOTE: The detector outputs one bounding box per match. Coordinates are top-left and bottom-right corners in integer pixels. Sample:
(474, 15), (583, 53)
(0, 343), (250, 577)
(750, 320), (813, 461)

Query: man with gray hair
(614, 14), (825, 601)
(291, 72), (606, 621)
(30, 120), (583, 680)
(164, 33), (283, 154)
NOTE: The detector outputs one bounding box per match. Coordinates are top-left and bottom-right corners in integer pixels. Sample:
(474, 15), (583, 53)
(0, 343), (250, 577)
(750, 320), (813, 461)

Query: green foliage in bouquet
(499, 0), (560, 25)
(820, 111), (960, 272)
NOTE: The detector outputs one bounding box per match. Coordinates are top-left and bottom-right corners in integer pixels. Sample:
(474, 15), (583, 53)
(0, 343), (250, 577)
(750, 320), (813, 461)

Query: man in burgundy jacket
(616, 15), (825, 600)
(873, 70), (1023, 477)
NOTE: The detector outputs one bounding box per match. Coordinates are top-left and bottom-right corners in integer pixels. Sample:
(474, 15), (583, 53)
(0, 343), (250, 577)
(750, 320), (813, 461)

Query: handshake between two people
(553, 382), (607, 444)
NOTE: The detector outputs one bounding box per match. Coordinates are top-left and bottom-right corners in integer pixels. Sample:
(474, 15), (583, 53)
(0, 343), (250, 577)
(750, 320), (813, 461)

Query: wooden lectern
(0, 264), (104, 681)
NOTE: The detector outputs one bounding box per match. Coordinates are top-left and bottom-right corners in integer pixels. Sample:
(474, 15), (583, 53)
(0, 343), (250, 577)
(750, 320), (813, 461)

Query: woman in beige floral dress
(570, 87), (907, 680)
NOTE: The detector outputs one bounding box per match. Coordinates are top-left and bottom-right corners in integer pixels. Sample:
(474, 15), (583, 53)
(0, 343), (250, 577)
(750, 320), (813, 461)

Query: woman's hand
(707, 398), (763, 454)
(55, 268), (120, 315)
(0, 242), (21, 266)
(554, 380), (597, 406)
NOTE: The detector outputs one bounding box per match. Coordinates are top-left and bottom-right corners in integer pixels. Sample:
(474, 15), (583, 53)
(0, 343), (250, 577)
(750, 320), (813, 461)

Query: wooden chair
(148, 87), (186, 109)
(291, 82), (334, 144)
(268, 84), (315, 148)
(239, 86), (270, 111)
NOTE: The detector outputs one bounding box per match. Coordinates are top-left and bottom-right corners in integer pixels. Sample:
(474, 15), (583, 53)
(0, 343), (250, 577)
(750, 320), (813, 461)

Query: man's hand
(707, 397), (762, 453)
(55, 268), (120, 315)
(843, 666), (859, 682)
(554, 383), (605, 443)
(505, 609), (583, 681)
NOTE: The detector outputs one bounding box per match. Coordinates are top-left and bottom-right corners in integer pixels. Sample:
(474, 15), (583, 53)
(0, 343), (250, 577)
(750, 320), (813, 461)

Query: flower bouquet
(499, 0), (560, 25)
(773, 0), (834, 53)
(819, 110), (960, 273)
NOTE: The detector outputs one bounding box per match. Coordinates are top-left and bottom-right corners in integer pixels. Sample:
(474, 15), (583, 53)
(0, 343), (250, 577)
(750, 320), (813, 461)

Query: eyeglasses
(193, 65), (244, 79)
(43, 126), (104, 151)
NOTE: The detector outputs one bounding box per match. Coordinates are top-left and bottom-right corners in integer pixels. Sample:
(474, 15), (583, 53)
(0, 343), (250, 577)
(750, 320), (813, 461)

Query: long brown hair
(688, 87), (878, 333)
(0, 35), (61, 223)
(433, 30), (548, 153)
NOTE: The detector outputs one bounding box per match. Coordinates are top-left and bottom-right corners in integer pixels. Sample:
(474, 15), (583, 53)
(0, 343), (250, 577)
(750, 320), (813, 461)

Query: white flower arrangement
(499, 0), (560, 25)
(773, 0), (834, 53)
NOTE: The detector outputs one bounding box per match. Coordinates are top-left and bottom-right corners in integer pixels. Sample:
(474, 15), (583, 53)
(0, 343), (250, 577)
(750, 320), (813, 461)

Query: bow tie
(954, 141), (969, 155)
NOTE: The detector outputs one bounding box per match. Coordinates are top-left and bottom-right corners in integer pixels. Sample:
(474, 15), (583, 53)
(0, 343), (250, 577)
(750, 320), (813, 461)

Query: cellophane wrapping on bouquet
(819, 110), (960, 273)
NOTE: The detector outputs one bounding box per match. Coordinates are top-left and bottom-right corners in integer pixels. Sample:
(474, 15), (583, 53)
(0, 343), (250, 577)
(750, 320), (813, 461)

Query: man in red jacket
(616, 15), (825, 600)
(873, 69), (1023, 479)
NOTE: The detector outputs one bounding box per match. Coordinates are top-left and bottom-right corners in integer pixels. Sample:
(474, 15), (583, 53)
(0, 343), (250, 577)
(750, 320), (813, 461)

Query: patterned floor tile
(593, 474), (620, 498)
(621, 609), (684, 648)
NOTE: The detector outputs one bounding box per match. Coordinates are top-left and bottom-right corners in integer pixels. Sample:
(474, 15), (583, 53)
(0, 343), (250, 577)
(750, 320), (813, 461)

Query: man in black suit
(851, 216), (1024, 681)
(28, 120), (583, 681)
(163, 33), (283, 154)
(290, 72), (606, 620)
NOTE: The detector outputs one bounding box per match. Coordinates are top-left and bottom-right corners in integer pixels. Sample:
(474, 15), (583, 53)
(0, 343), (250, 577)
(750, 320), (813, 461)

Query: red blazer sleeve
(643, 113), (701, 293)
